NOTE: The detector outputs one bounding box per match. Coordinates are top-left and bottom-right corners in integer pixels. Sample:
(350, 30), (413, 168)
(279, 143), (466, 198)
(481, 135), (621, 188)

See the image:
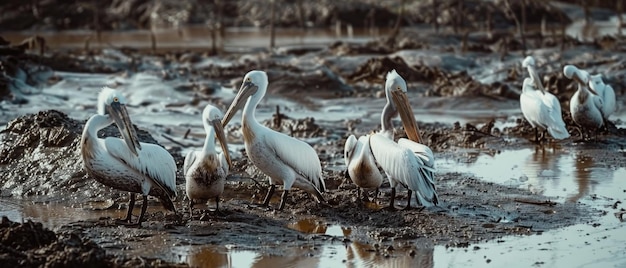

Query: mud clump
(0, 216), (183, 267)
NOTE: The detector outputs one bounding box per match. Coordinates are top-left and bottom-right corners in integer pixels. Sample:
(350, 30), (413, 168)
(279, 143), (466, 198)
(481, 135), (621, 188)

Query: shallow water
(2, 25), (626, 267)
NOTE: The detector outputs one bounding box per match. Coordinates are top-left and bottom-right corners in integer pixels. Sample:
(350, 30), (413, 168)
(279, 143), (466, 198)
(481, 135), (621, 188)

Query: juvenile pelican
(588, 74), (616, 122)
(369, 70), (438, 209)
(563, 65), (604, 139)
(80, 87), (177, 225)
(519, 56), (569, 141)
(344, 134), (383, 202)
(221, 70), (326, 210)
(184, 104), (232, 217)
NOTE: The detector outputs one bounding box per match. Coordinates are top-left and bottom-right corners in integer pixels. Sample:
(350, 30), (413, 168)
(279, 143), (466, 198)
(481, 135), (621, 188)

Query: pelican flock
(221, 70), (326, 210)
(80, 87), (177, 225)
(345, 70), (438, 210)
(77, 59), (618, 223)
(563, 65), (605, 139)
(519, 56), (569, 141)
(184, 104), (232, 217)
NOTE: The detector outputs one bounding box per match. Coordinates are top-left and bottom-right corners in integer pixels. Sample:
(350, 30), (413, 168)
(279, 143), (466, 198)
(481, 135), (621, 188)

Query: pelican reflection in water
(184, 104), (232, 217)
(221, 70), (326, 210)
(80, 87), (177, 225)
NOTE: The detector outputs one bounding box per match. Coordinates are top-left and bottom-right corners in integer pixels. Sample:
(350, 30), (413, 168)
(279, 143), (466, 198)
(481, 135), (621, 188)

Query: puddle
(172, 241), (432, 268)
(438, 147), (625, 203)
(287, 218), (351, 237)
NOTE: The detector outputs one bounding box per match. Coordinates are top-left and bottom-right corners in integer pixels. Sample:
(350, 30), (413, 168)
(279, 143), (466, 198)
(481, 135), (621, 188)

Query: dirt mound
(0, 216), (184, 267)
(0, 110), (179, 199)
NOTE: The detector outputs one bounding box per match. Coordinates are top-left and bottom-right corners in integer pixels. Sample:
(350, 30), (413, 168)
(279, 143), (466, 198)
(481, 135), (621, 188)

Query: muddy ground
(1, 1), (626, 267)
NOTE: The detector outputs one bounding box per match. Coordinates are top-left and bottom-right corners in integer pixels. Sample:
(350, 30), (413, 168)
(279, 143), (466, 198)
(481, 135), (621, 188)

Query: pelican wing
(370, 133), (438, 206)
(183, 150), (197, 176)
(602, 85), (616, 117)
(265, 132), (325, 191)
(397, 138), (435, 172)
(105, 138), (177, 197)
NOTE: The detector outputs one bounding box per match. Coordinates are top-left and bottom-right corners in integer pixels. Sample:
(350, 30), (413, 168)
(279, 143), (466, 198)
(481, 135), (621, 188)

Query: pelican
(563, 65), (604, 139)
(519, 56), (569, 141)
(368, 70), (438, 210)
(588, 73), (616, 122)
(344, 134), (383, 202)
(80, 87), (177, 225)
(221, 70), (326, 210)
(184, 104), (232, 217)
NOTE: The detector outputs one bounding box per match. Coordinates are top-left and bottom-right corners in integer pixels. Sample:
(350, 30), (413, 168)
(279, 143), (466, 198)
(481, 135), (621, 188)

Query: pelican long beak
(108, 102), (141, 156)
(527, 65), (546, 95)
(222, 81), (258, 127)
(212, 118), (232, 168)
(390, 89), (422, 143)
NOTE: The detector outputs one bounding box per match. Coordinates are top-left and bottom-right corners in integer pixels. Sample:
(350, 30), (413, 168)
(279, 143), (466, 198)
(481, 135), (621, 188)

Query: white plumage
(519, 56), (569, 141)
(564, 65), (604, 139)
(344, 134), (383, 201)
(588, 74), (616, 120)
(81, 87), (177, 225)
(184, 104), (232, 217)
(221, 70), (325, 210)
(368, 70), (439, 209)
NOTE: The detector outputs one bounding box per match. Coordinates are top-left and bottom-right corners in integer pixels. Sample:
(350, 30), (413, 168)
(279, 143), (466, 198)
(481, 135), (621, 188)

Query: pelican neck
(202, 123), (217, 154)
(242, 88), (264, 129)
(85, 114), (112, 137)
(381, 100), (396, 132)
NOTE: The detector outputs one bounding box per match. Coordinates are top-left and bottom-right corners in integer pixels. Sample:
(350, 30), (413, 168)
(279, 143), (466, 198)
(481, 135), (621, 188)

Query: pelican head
(385, 70), (422, 143)
(563, 65), (598, 95)
(344, 135), (358, 166)
(222, 70), (267, 126)
(522, 56), (545, 94)
(203, 105), (232, 167)
(98, 87), (141, 156)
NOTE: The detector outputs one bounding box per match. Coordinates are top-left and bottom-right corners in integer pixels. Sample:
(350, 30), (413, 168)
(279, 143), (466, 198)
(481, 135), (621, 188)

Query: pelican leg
(278, 190), (289, 211)
(262, 184), (276, 207)
(534, 128), (539, 142)
(188, 199), (195, 220)
(373, 188), (380, 202)
(385, 188), (396, 211)
(403, 190), (413, 210)
(215, 196), (226, 216)
(137, 195), (149, 224)
(123, 193), (136, 222)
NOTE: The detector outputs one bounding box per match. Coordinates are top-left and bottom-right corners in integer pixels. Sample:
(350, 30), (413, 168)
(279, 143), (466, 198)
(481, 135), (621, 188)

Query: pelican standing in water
(588, 73), (616, 123)
(368, 70), (438, 209)
(184, 104), (232, 217)
(221, 70), (326, 210)
(344, 134), (383, 202)
(519, 56), (569, 141)
(563, 65), (604, 139)
(80, 87), (177, 225)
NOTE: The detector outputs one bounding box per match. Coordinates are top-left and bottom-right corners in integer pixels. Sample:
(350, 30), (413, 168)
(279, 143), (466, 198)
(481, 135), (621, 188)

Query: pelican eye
(113, 97), (119, 102)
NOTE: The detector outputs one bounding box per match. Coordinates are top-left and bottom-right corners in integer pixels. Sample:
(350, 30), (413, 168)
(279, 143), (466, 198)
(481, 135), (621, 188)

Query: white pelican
(221, 70), (326, 210)
(519, 56), (569, 141)
(588, 73), (616, 122)
(80, 87), (177, 224)
(563, 65), (604, 139)
(184, 104), (232, 217)
(344, 134), (383, 202)
(369, 70), (438, 209)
